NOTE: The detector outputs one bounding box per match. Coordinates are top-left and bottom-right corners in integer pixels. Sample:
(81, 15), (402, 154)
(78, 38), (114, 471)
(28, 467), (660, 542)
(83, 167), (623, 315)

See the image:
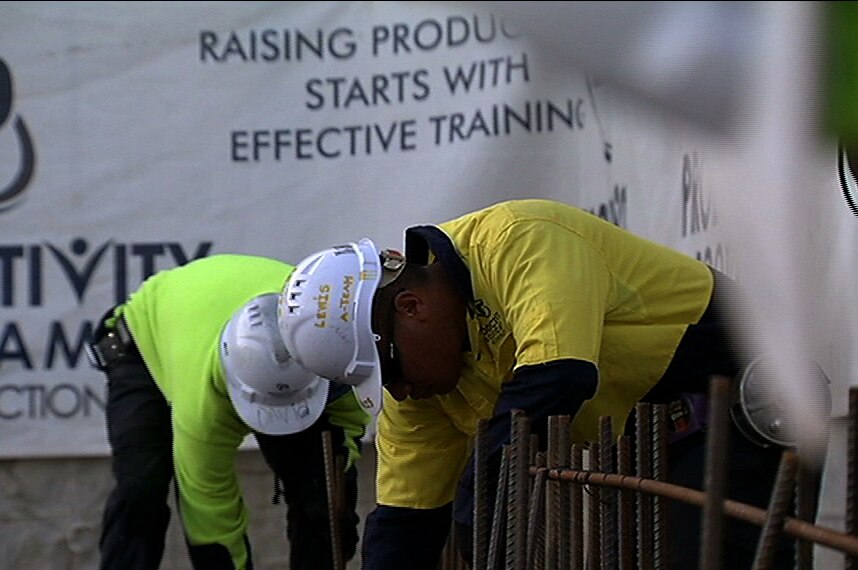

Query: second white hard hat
(221, 294), (330, 435)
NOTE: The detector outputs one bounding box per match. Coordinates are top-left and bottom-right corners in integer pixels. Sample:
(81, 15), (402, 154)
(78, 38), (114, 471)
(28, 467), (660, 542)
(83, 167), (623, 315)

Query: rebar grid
(439, 382), (855, 570)
(442, 378), (858, 570)
(523, 466), (858, 555)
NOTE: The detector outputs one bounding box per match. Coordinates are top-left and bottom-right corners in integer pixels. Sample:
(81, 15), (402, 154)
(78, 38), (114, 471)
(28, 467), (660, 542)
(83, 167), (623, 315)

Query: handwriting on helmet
(340, 275), (354, 322)
(314, 284), (331, 328)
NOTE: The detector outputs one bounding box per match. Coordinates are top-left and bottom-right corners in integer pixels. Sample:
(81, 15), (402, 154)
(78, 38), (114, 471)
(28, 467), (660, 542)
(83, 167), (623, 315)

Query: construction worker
(88, 253), (379, 570)
(280, 199), (820, 569)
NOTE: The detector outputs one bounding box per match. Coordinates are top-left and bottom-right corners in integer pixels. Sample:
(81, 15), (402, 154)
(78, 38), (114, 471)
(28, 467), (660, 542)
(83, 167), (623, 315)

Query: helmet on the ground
(278, 238), (404, 415)
(221, 293), (329, 435)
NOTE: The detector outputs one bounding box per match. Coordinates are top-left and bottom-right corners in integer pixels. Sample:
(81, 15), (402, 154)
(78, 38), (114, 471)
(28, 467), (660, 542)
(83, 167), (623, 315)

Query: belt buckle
(85, 339), (107, 370)
(86, 331), (120, 371)
(115, 316), (131, 344)
(86, 321), (130, 371)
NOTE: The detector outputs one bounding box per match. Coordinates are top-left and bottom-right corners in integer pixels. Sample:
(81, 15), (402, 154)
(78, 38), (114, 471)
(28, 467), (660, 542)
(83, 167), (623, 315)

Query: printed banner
(0, 2), (852, 472)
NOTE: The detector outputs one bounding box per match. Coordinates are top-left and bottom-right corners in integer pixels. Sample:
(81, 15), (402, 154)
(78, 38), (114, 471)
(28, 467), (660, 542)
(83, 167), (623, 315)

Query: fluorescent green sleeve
(173, 420), (250, 568)
(325, 390), (371, 469)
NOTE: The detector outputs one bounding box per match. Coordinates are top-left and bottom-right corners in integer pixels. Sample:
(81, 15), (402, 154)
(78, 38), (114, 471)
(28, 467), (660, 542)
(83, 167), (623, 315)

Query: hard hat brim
(351, 360), (383, 415)
(228, 376), (330, 435)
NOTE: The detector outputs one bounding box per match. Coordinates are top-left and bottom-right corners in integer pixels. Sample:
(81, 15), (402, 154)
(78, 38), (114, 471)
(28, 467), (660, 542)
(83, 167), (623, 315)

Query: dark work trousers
(631, 268), (800, 569)
(98, 344), (359, 570)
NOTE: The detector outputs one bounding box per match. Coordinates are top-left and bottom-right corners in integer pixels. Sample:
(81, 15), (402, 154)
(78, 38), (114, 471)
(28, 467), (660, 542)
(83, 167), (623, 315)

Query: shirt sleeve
(480, 220), (613, 368)
(324, 389), (371, 469)
(453, 359), (598, 527)
(376, 391), (471, 509)
(172, 405), (250, 569)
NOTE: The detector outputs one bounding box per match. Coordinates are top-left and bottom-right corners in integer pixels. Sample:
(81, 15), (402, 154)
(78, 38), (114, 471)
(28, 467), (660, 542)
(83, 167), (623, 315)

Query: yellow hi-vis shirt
(117, 254), (369, 569)
(377, 199), (713, 509)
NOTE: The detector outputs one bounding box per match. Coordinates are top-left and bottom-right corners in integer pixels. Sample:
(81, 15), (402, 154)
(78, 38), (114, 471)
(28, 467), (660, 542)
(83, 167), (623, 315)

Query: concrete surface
(0, 444), (378, 569)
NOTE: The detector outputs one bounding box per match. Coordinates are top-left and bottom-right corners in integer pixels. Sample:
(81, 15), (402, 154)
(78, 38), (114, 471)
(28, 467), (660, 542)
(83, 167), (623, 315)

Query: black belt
(86, 315), (136, 371)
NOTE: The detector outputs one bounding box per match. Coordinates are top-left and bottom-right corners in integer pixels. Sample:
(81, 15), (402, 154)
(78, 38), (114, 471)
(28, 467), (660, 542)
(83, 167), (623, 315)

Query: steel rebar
(699, 376), (731, 570)
(652, 404), (669, 570)
(599, 416), (617, 570)
(636, 402), (653, 570)
(488, 447), (510, 570)
(752, 450), (799, 570)
(570, 443), (585, 570)
(474, 419), (491, 570)
(322, 431), (343, 570)
(617, 436), (635, 570)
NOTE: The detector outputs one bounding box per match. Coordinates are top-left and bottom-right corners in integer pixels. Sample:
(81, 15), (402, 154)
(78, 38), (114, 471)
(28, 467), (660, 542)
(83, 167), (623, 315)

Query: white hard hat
(731, 355), (831, 448)
(220, 294), (330, 435)
(278, 238), (403, 415)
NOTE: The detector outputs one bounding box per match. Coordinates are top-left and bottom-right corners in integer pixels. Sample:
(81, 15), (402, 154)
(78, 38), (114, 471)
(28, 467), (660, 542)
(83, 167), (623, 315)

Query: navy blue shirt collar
(404, 225), (475, 306)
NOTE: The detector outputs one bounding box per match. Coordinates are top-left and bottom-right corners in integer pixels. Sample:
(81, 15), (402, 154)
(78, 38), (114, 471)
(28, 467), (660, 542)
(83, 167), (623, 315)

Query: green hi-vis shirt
(377, 199), (714, 509)
(116, 254), (369, 569)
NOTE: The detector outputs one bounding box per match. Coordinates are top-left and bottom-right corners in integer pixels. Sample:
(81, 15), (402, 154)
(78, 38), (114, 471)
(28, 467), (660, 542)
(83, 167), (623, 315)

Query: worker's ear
(392, 289), (426, 320)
